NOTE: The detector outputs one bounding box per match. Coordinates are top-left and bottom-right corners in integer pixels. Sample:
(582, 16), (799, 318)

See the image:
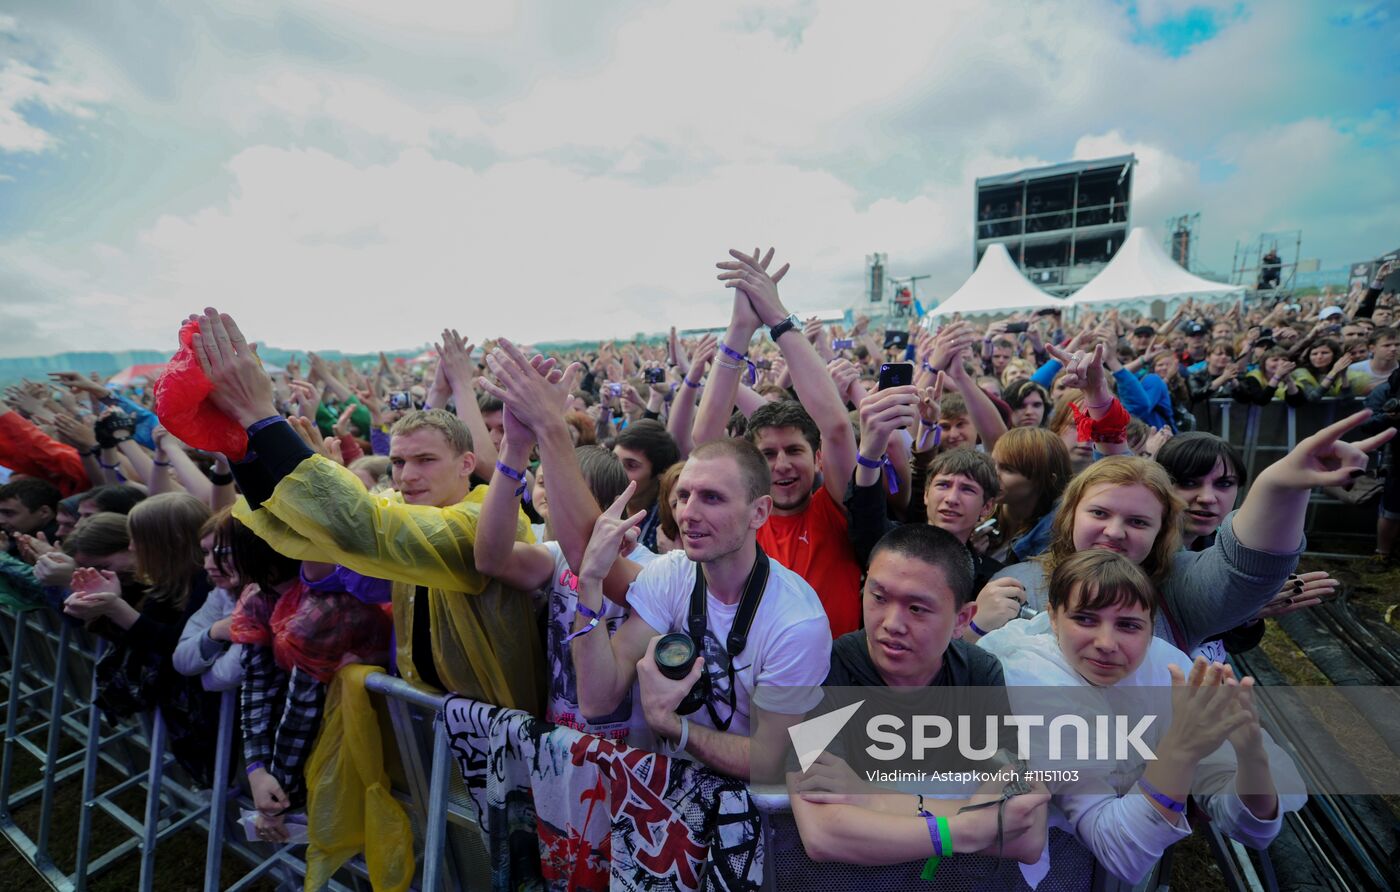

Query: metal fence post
(421, 711), (451, 892)
(137, 707), (168, 892)
(0, 609), (30, 814)
(35, 619), (71, 864)
(204, 690), (236, 892)
(73, 654), (104, 892)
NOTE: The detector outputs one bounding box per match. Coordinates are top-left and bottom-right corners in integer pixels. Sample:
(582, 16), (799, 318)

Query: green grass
(0, 696), (275, 891)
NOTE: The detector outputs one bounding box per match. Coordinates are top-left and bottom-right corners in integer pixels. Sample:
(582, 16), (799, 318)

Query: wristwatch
(768, 314), (799, 342)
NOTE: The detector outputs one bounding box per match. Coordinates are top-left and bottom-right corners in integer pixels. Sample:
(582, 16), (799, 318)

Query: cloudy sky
(2, 0), (1397, 357)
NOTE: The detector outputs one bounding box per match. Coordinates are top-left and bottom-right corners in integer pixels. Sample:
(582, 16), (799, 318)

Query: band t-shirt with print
(541, 541), (657, 746)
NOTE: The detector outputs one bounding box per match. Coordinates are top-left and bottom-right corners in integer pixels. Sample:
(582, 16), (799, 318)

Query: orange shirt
(756, 487), (863, 637)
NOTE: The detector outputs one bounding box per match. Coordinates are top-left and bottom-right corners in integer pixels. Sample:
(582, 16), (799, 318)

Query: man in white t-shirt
(569, 438), (831, 781)
(1349, 326), (1400, 392)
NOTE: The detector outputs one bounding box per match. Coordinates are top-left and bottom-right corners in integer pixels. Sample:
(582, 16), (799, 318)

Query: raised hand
(53, 413), (99, 451)
(48, 371), (108, 398)
(857, 386), (920, 461)
(1161, 658), (1252, 762)
(716, 247), (792, 328)
(917, 372), (945, 431)
(1140, 426), (1173, 459)
(578, 481), (646, 582)
(191, 309), (277, 427)
(332, 403), (357, 439)
(826, 358), (862, 405)
(685, 334), (718, 385)
(1046, 342), (1109, 402)
(1267, 409), (1395, 491)
(286, 415), (326, 455)
(72, 566), (121, 596)
(437, 328), (477, 387)
(929, 322), (978, 374)
(478, 339), (582, 437)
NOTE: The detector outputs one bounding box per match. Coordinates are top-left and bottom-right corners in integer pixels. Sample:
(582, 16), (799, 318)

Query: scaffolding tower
(1164, 213), (1201, 271)
(1231, 230), (1303, 297)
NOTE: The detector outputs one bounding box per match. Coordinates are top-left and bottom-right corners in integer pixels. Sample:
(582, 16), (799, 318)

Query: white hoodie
(977, 613), (1306, 884)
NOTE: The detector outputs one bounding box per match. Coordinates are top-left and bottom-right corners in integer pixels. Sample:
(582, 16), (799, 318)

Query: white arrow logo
(788, 700), (865, 772)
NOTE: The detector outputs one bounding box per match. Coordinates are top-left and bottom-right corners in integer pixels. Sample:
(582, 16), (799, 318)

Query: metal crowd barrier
(0, 601), (484, 891)
(364, 671), (491, 891)
(1195, 398), (1375, 550)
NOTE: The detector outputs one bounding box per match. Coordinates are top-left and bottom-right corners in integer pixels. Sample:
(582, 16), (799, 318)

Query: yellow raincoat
(303, 664), (412, 892)
(233, 454), (544, 713)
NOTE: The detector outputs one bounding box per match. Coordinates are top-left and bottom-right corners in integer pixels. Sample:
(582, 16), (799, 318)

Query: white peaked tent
(1066, 227), (1242, 307)
(922, 243), (1060, 324)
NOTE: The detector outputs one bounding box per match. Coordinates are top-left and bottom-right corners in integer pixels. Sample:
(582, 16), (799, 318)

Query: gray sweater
(993, 510), (1300, 652)
(172, 585), (244, 691)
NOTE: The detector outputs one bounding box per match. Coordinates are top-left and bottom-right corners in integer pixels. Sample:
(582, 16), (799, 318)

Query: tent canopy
(107, 363), (166, 386)
(1067, 227), (1242, 307)
(923, 243), (1061, 322)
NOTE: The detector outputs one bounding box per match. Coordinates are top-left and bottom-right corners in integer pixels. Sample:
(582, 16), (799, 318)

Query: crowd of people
(0, 251), (1397, 888)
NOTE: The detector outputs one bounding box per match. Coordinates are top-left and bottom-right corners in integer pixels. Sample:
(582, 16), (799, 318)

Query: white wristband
(670, 716), (690, 755)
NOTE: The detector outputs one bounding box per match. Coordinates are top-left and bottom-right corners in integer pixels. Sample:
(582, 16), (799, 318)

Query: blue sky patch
(1124, 1), (1245, 57)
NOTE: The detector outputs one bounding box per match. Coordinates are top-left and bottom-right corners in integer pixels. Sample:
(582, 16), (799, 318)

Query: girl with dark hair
(1155, 433), (1339, 658)
(1294, 338), (1362, 399)
(1003, 379), (1049, 429)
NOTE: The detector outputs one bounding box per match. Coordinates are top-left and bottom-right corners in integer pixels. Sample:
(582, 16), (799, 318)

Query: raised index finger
(603, 480), (637, 518)
(1306, 409), (1374, 448)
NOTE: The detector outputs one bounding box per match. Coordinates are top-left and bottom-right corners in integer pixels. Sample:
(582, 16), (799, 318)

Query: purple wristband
(246, 760), (266, 776)
(563, 601), (604, 643)
(968, 619), (988, 638)
(1137, 776), (1186, 813)
(717, 343), (757, 386)
(856, 453), (899, 495)
(244, 415), (286, 437)
(494, 460), (531, 503)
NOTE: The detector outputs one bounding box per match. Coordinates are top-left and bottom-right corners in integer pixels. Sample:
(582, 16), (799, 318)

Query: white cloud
(0, 60), (105, 153)
(1, 0), (1397, 359)
(115, 144), (983, 351)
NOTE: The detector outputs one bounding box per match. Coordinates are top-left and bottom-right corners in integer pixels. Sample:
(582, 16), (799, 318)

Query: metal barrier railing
(1196, 398), (1376, 549)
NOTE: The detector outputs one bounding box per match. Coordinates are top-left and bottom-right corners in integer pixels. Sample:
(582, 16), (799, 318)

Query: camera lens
(655, 633), (697, 681)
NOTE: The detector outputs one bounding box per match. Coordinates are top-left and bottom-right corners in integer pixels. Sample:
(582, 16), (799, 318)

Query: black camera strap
(685, 545), (770, 733)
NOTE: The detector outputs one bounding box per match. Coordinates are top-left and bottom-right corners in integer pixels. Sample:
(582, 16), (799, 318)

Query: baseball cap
(1183, 322), (1208, 336)
(1319, 306), (1345, 321)
(1132, 325), (1155, 337)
